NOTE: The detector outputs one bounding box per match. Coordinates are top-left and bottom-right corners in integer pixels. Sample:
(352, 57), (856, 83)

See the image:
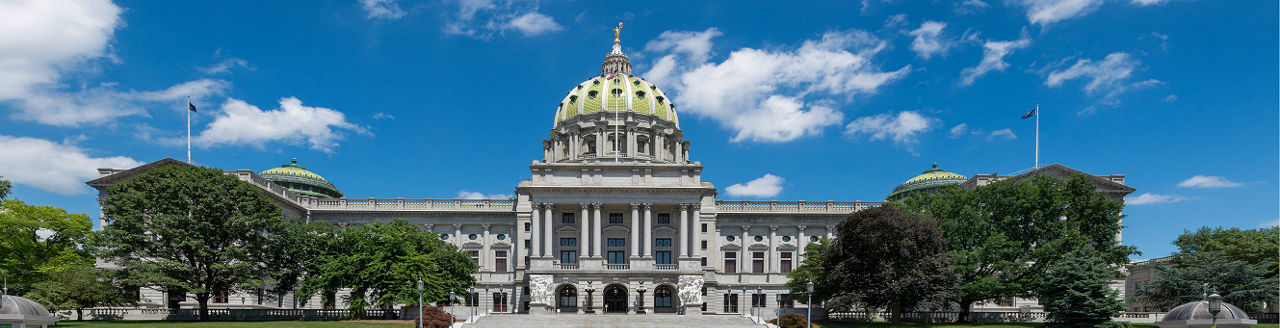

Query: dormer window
(611, 88), (623, 97)
(592, 79), (600, 86)
(613, 78), (621, 85)
(633, 80), (641, 86)
(569, 95), (578, 103)
(588, 90), (598, 99)
(656, 96), (665, 104)
(635, 91), (646, 98)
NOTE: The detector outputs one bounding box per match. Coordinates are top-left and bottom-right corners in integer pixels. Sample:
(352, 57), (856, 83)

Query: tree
(785, 237), (835, 310)
(1039, 248), (1125, 327)
(0, 176), (11, 199)
(0, 198), (94, 295)
(824, 205), (955, 325)
(24, 264), (134, 321)
(1131, 252), (1279, 313)
(1173, 226), (1279, 275)
(300, 219), (476, 315)
(98, 165), (285, 321)
(901, 175), (1136, 322)
(260, 218), (332, 307)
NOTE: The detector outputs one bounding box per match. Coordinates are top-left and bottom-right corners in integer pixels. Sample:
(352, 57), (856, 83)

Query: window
(778, 294), (794, 308)
(496, 234), (506, 240)
(638, 140), (647, 154)
(524, 223), (530, 231)
(588, 90), (598, 99)
(656, 251), (671, 265)
(611, 88), (623, 97)
(570, 95), (578, 103)
(701, 257), (707, 266)
(470, 250), (480, 265)
(495, 250), (508, 272)
(781, 252), (793, 274)
(657, 214), (670, 225)
(701, 223), (707, 233)
(701, 240), (707, 249)
(727, 236), (735, 242)
(654, 287), (672, 307)
(524, 240), (530, 248)
(602, 238), (622, 247)
(753, 293), (767, 307)
(782, 236), (791, 242)
(561, 251), (578, 264)
(607, 251), (626, 264)
(723, 294), (738, 313)
(656, 238), (672, 247)
(562, 213), (575, 224)
(213, 290), (229, 303)
(560, 238), (577, 247)
(609, 213), (623, 224)
(754, 236), (763, 242)
(636, 91), (646, 98)
(724, 252), (737, 273)
(753, 252), (765, 273)
(469, 234), (478, 240)
(809, 236), (818, 243)
(441, 234), (449, 240)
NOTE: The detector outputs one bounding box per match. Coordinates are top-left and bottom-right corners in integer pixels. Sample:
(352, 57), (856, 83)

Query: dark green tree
(23, 264), (134, 321)
(259, 218), (332, 307)
(300, 219), (477, 315)
(0, 198), (95, 295)
(1039, 248), (1125, 327)
(0, 176), (11, 199)
(824, 205), (955, 325)
(98, 165), (285, 320)
(1131, 252), (1279, 313)
(1173, 226), (1279, 275)
(785, 237), (833, 310)
(901, 175), (1136, 322)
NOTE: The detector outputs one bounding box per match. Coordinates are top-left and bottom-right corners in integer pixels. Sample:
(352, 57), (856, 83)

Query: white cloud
(955, 0), (990, 14)
(372, 112), (395, 120)
(948, 123), (969, 138)
(1164, 94), (1178, 103)
(199, 58), (251, 75)
(960, 37), (1031, 86)
(0, 134), (142, 195)
(1017, 0), (1104, 26)
(844, 111), (938, 153)
(724, 174), (785, 199)
(9, 79), (231, 127)
(1126, 192), (1194, 205)
(988, 128), (1017, 140)
(1176, 175), (1243, 189)
(1046, 52), (1152, 104)
(908, 21), (952, 60)
(503, 12), (562, 36)
(194, 97), (368, 153)
(360, 0), (405, 20)
(457, 190), (512, 199)
(1259, 218), (1279, 228)
(883, 14), (909, 29)
(645, 29), (909, 143)
(1131, 0), (1167, 5)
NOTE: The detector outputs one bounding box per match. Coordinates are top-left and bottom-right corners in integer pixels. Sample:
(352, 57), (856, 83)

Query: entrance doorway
(603, 284), (628, 313)
(556, 285), (577, 313)
(492, 292), (508, 313)
(654, 285), (677, 313)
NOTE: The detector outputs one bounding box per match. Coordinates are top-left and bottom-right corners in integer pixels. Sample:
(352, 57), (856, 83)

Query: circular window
(497, 234), (506, 240)
(782, 236), (792, 242)
(726, 236), (736, 242)
(754, 236), (763, 242)
(809, 236), (819, 243)
(469, 234), (478, 240)
(440, 234), (449, 240)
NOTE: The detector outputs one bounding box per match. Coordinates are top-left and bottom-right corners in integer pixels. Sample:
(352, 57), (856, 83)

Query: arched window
(611, 88), (623, 97)
(584, 136), (597, 154)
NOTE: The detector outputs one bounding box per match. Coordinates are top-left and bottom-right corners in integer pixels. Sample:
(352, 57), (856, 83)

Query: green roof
(554, 75), (679, 128)
(260, 158), (343, 198)
(887, 163), (968, 200)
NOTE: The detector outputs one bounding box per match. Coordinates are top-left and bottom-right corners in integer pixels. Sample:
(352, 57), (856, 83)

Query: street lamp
(416, 280), (424, 328)
(469, 286), (476, 322)
(756, 287), (763, 322)
(1208, 292), (1222, 328)
(806, 282), (814, 328)
(449, 291), (456, 326)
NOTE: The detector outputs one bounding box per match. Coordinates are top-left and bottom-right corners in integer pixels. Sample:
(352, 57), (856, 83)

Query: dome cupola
(260, 158), (343, 198)
(887, 163), (968, 201)
(552, 23), (679, 129)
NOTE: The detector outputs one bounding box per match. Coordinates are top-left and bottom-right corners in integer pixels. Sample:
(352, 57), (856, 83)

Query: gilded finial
(614, 22), (623, 44)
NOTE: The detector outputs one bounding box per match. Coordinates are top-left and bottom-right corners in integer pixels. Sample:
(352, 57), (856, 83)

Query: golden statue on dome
(614, 22), (623, 44)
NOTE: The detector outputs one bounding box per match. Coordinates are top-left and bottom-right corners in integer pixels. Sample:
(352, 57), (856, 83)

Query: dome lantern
(886, 163), (968, 201)
(260, 158), (343, 198)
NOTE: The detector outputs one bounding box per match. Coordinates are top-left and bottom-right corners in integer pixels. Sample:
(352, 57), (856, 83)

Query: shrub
(415, 306), (454, 328)
(776, 313), (811, 328)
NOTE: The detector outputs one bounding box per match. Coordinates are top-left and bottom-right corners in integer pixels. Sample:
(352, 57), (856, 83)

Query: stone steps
(468, 313), (760, 328)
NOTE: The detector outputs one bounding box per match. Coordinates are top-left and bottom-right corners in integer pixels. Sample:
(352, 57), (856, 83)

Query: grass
(51, 321), (413, 328)
(814, 322), (1280, 328)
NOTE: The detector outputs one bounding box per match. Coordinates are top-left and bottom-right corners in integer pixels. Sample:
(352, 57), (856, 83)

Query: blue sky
(0, 0), (1275, 258)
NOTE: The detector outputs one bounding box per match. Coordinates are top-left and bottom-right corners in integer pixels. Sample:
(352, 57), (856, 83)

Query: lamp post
(806, 282), (814, 328)
(416, 280), (424, 328)
(637, 285), (647, 314)
(741, 285), (748, 318)
(449, 291), (456, 326)
(469, 286), (476, 322)
(756, 287), (763, 323)
(584, 282), (595, 314)
(1207, 292), (1222, 328)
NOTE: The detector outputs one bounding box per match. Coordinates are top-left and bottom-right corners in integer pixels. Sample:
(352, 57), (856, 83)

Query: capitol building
(86, 33), (1134, 317)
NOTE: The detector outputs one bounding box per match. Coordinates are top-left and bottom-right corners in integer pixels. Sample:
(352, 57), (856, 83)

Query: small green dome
(887, 163), (968, 201)
(260, 158), (343, 198)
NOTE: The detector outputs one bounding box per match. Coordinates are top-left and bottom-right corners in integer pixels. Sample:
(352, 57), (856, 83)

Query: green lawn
(814, 322), (1279, 328)
(51, 321), (413, 328)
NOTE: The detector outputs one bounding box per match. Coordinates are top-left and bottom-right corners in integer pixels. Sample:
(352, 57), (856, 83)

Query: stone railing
(825, 311), (1280, 324)
(654, 264), (678, 270)
(554, 263), (579, 270)
(715, 200), (880, 214)
(83, 308), (402, 321)
(308, 198), (515, 211)
(605, 264), (629, 270)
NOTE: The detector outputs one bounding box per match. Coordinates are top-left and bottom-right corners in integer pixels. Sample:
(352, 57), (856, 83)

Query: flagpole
(1034, 103), (1040, 169)
(187, 96), (192, 164)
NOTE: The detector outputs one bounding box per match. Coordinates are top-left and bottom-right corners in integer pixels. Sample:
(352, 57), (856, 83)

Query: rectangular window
(753, 293), (767, 307)
(724, 252), (737, 273)
(561, 213), (575, 224)
(724, 294), (739, 313)
(656, 238), (672, 247)
(656, 251), (671, 264)
(213, 290), (229, 303)
(607, 251), (627, 264)
(701, 223), (707, 233)
(495, 250), (508, 272)
(560, 238), (577, 246)
(701, 257), (707, 266)
(524, 240), (531, 248)
(609, 213), (623, 224)
(470, 250), (481, 265)
(778, 294), (794, 308)
(560, 251), (577, 264)
(524, 222), (530, 231)
(607, 238), (625, 247)
(657, 214), (671, 225)
(701, 240), (707, 250)
(781, 252), (793, 274)
(752, 252), (764, 273)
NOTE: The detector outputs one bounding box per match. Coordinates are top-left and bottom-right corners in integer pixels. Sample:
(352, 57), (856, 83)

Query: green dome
(887, 163), (968, 201)
(260, 158), (343, 198)
(553, 39), (680, 129)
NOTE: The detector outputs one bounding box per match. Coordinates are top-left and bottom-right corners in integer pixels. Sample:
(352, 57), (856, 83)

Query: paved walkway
(468, 313), (761, 328)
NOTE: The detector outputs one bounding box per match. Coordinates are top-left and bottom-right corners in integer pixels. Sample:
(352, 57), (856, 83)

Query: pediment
(653, 226), (678, 233)
(603, 226), (631, 233)
(775, 244), (798, 251)
(462, 242), (485, 249)
(748, 244), (770, 250)
(556, 225), (579, 233)
(720, 244), (742, 251)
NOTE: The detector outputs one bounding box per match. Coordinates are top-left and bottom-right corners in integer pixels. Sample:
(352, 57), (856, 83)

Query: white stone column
(768, 226), (777, 273)
(655, 134), (665, 161)
(454, 224), (463, 247)
(643, 203), (653, 257)
(482, 224), (492, 271)
(630, 203), (640, 259)
(741, 226), (749, 273)
(580, 203), (590, 260)
(593, 202), (603, 257)
(544, 204), (554, 258)
(797, 226), (807, 264)
(531, 203), (542, 257)
(678, 204), (689, 258)
(691, 204), (701, 258)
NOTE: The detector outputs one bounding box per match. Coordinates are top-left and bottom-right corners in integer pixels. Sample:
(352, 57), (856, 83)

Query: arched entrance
(653, 285), (677, 313)
(556, 285), (577, 313)
(603, 284), (628, 313)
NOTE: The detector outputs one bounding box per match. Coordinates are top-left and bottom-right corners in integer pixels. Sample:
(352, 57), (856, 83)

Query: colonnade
(528, 202), (701, 263)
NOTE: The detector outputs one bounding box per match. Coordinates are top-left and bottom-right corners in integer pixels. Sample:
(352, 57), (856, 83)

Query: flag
(188, 101), (197, 112)
(1020, 107), (1036, 119)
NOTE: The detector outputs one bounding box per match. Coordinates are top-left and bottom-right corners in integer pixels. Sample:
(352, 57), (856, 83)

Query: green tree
(1173, 226), (1279, 275)
(824, 205), (955, 325)
(1039, 248), (1125, 327)
(0, 176), (11, 199)
(24, 264), (134, 321)
(1131, 252), (1279, 313)
(259, 218), (331, 307)
(901, 175), (1136, 322)
(300, 219), (476, 315)
(0, 198), (94, 294)
(97, 165), (285, 321)
(785, 237), (833, 310)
